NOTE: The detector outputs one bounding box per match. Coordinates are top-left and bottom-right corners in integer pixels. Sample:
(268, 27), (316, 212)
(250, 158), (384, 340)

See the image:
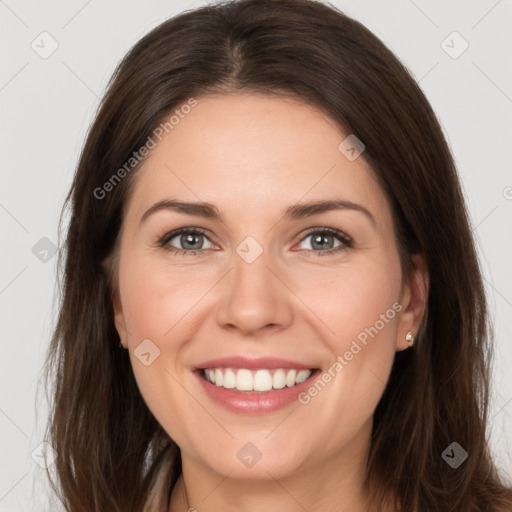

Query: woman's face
(111, 93), (426, 481)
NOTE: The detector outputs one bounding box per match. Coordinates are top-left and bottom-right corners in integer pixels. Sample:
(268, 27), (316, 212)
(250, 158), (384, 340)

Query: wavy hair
(41, 0), (512, 510)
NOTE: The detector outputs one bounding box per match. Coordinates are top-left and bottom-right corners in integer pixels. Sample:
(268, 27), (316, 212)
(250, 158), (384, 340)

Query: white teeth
(296, 369), (311, 384)
(253, 370), (273, 391)
(223, 369), (236, 389)
(236, 369), (253, 391)
(286, 369), (297, 387)
(203, 368), (313, 391)
(272, 369), (286, 389)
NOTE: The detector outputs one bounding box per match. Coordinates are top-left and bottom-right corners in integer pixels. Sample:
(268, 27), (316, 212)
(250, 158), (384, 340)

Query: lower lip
(194, 369), (320, 414)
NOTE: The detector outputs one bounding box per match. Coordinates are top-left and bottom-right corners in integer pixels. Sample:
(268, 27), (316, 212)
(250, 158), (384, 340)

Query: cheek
(294, 256), (401, 408)
(295, 254), (402, 348)
(120, 262), (203, 443)
(120, 256), (211, 342)
(118, 257), (219, 437)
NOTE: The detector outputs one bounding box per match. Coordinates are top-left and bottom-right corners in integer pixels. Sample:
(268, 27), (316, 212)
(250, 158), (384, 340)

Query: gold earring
(405, 331), (415, 347)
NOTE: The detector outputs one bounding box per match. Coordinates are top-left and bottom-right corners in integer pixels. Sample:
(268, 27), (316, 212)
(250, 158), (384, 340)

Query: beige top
(142, 447), (176, 512)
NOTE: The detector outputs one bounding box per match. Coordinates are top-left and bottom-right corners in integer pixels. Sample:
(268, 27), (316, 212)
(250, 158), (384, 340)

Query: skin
(109, 93), (429, 512)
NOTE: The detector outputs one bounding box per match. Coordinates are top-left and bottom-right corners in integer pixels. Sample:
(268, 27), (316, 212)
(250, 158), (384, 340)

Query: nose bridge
(215, 236), (293, 334)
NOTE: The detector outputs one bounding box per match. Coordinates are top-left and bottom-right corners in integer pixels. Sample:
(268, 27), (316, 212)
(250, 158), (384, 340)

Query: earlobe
(396, 254), (429, 351)
(101, 254), (112, 273)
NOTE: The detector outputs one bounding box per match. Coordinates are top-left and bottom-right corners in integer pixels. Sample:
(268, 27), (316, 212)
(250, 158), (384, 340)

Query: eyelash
(156, 227), (353, 258)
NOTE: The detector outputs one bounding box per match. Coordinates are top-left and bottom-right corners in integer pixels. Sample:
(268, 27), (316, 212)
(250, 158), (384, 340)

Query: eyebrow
(139, 198), (377, 228)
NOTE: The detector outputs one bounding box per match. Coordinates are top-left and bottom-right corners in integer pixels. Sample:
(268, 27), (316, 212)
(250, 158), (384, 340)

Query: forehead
(126, 93), (391, 227)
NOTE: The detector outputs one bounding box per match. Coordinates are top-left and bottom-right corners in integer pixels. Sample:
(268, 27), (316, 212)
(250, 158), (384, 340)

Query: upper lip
(192, 356), (317, 371)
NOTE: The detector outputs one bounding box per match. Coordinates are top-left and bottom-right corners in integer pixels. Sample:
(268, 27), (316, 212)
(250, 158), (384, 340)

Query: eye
(296, 227), (353, 257)
(157, 227), (215, 256)
(156, 226), (353, 257)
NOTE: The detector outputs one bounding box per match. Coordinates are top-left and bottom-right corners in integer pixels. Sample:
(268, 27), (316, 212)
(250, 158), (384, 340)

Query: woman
(42, 0), (512, 510)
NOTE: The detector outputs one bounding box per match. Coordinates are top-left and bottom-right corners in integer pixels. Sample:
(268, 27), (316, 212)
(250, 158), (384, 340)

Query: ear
(396, 253), (429, 351)
(102, 253), (129, 348)
(112, 291), (129, 349)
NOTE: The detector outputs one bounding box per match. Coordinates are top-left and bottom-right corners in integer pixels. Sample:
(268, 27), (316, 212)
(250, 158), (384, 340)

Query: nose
(215, 247), (294, 336)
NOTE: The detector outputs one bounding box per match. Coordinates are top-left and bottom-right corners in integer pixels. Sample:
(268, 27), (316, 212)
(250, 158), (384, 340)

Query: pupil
(182, 233), (202, 250)
(312, 234), (333, 250)
(179, 233), (334, 251)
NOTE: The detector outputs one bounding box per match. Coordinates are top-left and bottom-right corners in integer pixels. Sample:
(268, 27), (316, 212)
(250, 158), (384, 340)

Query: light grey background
(1, 0), (511, 510)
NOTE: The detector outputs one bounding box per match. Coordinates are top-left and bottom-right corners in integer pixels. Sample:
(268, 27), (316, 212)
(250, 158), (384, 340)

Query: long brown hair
(41, 0), (512, 510)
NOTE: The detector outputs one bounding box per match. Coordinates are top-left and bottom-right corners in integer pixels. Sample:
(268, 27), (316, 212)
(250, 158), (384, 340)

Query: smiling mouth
(198, 367), (319, 392)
